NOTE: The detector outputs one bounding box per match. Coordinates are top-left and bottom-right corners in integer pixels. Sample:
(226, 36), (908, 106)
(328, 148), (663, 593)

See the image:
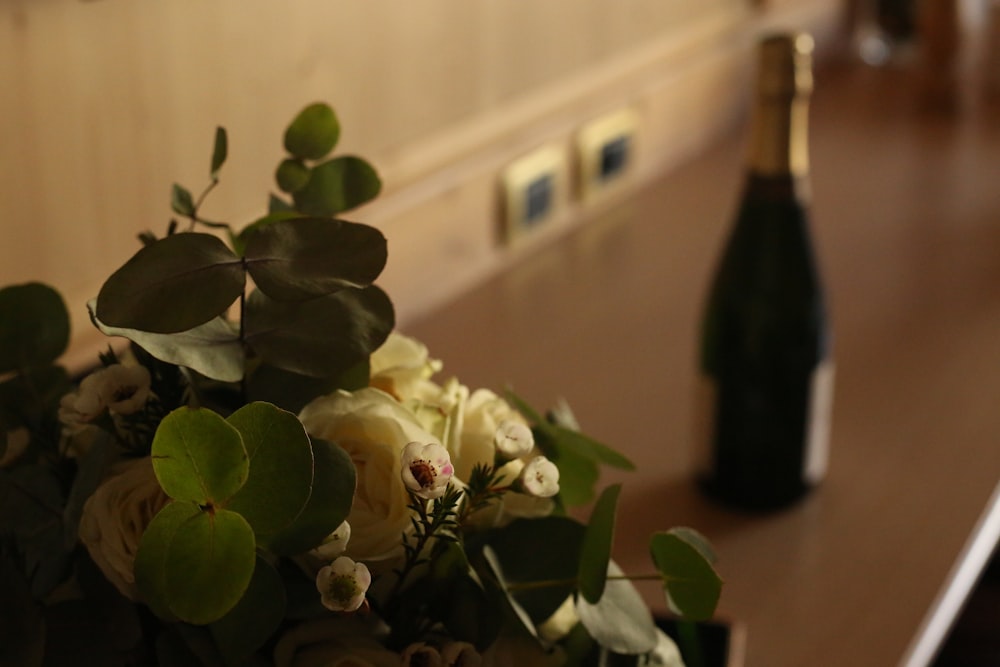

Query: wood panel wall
(0, 0), (843, 365)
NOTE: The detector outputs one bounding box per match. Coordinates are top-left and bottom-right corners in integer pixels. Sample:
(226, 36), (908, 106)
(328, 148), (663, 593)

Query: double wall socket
(499, 107), (638, 245)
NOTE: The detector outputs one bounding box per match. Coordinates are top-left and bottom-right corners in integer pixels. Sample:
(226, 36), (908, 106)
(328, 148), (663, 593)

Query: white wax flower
(441, 641), (482, 666)
(401, 441), (455, 500)
(96, 364), (152, 415)
(308, 520), (352, 562)
(520, 456), (560, 498)
(57, 372), (107, 430)
(402, 643), (443, 667)
(493, 419), (534, 459)
(316, 556), (371, 612)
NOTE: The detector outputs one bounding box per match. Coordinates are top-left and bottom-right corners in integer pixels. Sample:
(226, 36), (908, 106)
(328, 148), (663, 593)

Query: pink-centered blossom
(401, 441), (454, 500)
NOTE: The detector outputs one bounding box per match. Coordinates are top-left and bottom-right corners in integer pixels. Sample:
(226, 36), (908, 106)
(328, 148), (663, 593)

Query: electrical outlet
(500, 143), (568, 245)
(576, 108), (639, 203)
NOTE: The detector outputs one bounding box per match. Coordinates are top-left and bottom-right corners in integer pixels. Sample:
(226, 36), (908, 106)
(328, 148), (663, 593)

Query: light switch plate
(576, 108), (639, 203)
(500, 143), (568, 245)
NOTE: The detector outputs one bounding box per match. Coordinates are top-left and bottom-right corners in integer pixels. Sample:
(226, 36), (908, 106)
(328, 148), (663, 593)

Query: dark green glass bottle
(696, 33), (833, 511)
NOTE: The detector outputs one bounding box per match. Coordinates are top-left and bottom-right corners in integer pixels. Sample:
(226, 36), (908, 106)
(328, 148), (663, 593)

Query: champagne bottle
(696, 32), (833, 511)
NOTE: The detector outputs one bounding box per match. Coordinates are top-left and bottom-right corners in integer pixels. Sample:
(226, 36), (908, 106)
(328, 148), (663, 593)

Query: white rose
(273, 617), (399, 667)
(78, 457), (170, 600)
(369, 332), (442, 401)
(456, 389), (530, 482)
(298, 388), (441, 564)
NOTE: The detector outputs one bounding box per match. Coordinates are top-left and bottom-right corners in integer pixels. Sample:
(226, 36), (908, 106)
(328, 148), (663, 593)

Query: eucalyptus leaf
(164, 508), (256, 625)
(480, 546), (541, 643)
(292, 156), (381, 216)
(245, 364), (342, 414)
(171, 184), (196, 217)
(209, 555), (286, 666)
(578, 484), (621, 604)
(89, 300), (244, 383)
(211, 127), (228, 179)
(224, 403), (314, 546)
(135, 501), (201, 621)
(284, 103), (340, 161)
(244, 217), (387, 301)
(0, 282), (70, 373)
(265, 437), (355, 556)
(151, 407), (249, 505)
(576, 561), (658, 655)
(268, 193), (295, 214)
(275, 158), (311, 194)
(96, 233), (245, 334)
(62, 432), (115, 548)
(244, 285), (394, 378)
(649, 529), (723, 622)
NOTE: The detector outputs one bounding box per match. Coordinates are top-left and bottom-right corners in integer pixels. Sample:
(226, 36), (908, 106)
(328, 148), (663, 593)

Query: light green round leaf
(578, 484), (621, 604)
(244, 217), (387, 301)
(275, 158), (311, 194)
(576, 561), (658, 655)
(164, 508), (256, 625)
(284, 103), (340, 161)
(0, 283), (70, 373)
(266, 437), (355, 556)
(96, 233), (245, 334)
(292, 156), (381, 216)
(649, 529), (723, 622)
(89, 301), (244, 383)
(151, 407), (249, 505)
(135, 501), (202, 620)
(224, 403), (314, 546)
(244, 285), (394, 379)
(209, 555), (286, 665)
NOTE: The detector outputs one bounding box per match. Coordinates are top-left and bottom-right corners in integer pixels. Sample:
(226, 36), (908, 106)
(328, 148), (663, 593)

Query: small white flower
(316, 556), (371, 612)
(97, 364), (152, 415)
(441, 641), (482, 666)
(520, 456), (560, 498)
(308, 521), (352, 562)
(58, 372), (107, 430)
(493, 419), (534, 459)
(401, 441), (454, 500)
(402, 642), (443, 666)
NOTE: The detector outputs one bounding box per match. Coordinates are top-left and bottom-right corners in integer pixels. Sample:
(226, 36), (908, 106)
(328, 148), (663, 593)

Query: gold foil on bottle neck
(757, 32), (814, 98)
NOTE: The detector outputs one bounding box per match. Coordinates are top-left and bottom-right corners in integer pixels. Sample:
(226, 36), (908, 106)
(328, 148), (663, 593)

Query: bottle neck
(746, 93), (810, 179)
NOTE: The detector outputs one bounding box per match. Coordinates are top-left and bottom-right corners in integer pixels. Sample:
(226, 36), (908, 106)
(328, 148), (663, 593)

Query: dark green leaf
(245, 364), (342, 414)
(649, 529), (723, 622)
(151, 407), (249, 505)
(224, 403), (314, 546)
(89, 301), (244, 383)
(576, 561), (658, 655)
(164, 508), (256, 625)
(284, 102), (340, 161)
(171, 184), (196, 217)
(0, 365), (70, 435)
(96, 233), (244, 334)
(266, 438), (355, 556)
(135, 501), (200, 621)
(268, 193), (295, 214)
(211, 127), (228, 179)
(244, 285), (394, 378)
(0, 548), (45, 667)
(209, 555), (286, 666)
(292, 156), (381, 216)
(275, 158), (311, 194)
(244, 217), (387, 301)
(233, 210), (300, 256)
(0, 282), (70, 372)
(578, 484), (621, 603)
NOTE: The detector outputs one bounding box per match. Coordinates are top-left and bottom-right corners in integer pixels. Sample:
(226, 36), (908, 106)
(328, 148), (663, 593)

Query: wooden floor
(407, 58), (1000, 667)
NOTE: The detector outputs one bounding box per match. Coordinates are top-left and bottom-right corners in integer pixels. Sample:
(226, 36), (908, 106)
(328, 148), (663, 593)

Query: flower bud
(520, 456), (560, 498)
(493, 419), (534, 459)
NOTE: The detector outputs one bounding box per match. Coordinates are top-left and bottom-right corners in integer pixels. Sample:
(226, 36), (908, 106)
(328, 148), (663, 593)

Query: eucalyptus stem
(504, 573), (663, 593)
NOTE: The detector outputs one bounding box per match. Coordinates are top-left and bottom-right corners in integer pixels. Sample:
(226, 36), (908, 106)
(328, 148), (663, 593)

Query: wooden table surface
(406, 61), (1000, 666)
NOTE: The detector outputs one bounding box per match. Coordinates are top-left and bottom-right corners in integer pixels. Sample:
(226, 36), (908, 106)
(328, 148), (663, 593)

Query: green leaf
(89, 302), (244, 383)
(578, 484), (621, 604)
(62, 433), (115, 548)
(268, 193), (295, 214)
(223, 403), (314, 546)
(171, 184), (196, 217)
(576, 561), (658, 655)
(0, 283), (70, 372)
(266, 438), (355, 556)
(96, 233), (245, 334)
(233, 210), (301, 256)
(245, 364), (342, 414)
(543, 441), (599, 507)
(649, 529), (723, 622)
(275, 158), (311, 194)
(151, 407), (249, 505)
(164, 508), (256, 625)
(211, 127), (228, 179)
(284, 102), (340, 161)
(292, 156), (381, 216)
(244, 285), (394, 379)
(243, 217), (387, 301)
(0, 547), (45, 667)
(209, 555), (286, 666)
(135, 501), (201, 621)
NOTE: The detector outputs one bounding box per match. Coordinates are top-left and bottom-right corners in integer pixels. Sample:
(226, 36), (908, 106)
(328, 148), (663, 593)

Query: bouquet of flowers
(0, 103), (722, 667)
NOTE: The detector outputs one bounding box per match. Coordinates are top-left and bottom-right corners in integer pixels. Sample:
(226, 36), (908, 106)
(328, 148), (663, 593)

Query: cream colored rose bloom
(369, 332), (442, 401)
(78, 457), (169, 600)
(456, 389), (530, 482)
(298, 387), (441, 563)
(273, 617), (399, 667)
